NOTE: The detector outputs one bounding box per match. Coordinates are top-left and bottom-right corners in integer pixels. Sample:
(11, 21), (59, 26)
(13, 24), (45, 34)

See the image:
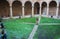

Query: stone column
(39, 4), (41, 22)
(40, 4), (42, 16)
(22, 4), (24, 17)
(56, 6), (59, 17)
(10, 4), (13, 18)
(47, 4), (49, 17)
(32, 5), (34, 17)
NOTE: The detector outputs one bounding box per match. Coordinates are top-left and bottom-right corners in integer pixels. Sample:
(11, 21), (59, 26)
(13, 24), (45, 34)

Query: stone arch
(24, 1), (32, 15)
(41, 2), (47, 15)
(34, 2), (40, 15)
(12, 1), (22, 16)
(49, 1), (57, 16)
(0, 0), (10, 17)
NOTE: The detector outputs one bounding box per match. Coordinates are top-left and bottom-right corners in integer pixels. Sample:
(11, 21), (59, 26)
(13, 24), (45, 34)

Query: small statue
(36, 18), (39, 25)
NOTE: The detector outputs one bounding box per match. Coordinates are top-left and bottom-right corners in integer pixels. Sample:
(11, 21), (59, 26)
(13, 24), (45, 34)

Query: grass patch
(40, 17), (60, 23)
(3, 18), (36, 39)
(3, 17), (36, 23)
(34, 17), (60, 39)
(33, 25), (60, 39)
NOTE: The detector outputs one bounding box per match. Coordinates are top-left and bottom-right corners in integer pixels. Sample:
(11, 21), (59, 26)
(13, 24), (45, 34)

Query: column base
(10, 16), (13, 19)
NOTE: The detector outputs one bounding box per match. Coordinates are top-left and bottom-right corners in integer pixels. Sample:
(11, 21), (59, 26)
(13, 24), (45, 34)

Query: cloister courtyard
(3, 17), (60, 39)
(0, 0), (60, 39)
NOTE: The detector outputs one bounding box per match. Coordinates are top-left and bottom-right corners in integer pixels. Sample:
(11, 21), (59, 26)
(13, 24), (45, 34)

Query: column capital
(10, 6), (12, 8)
(32, 6), (34, 8)
(22, 6), (24, 7)
(9, 3), (12, 6)
(22, 3), (24, 7)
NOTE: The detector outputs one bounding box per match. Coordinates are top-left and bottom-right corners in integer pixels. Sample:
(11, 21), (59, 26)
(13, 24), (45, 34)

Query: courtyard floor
(3, 17), (60, 39)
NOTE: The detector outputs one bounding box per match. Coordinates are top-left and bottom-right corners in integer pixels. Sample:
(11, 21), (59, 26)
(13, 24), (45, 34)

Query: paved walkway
(22, 22), (60, 25)
(28, 17), (41, 39)
(28, 25), (38, 39)
(39, 23), (60, 25)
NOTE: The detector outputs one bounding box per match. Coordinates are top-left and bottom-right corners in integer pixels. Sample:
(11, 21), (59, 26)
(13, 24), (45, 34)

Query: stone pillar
(56, 6), (59, 17)
(47, 4), (49, 16)
(32, 5), (34, 17)
(22, 4), (24, 17)
(39, 4), (41, 21)
(40, 4), (41, 16)
(10, 4), (13, 18)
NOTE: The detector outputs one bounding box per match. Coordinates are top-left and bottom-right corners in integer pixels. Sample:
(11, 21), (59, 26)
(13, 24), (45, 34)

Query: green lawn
(3, 17), (36, 39)
(3, 17), (36, 23)
(33, 25), (60, 39)
(3, 17), (60, 39)
(40, 17), (60, 23)
(34, 17), (60, 39)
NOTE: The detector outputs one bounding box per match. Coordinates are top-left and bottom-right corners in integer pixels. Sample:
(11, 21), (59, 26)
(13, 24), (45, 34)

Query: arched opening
(58, 2), (60, 16)
(24, 1), (32, 15)
(12, 1), (22, 16)
(41, 2), (47, 15)
(34, 2), (40, 15)
(0, 0), (10, 17)
(49, 1), (57, 16)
